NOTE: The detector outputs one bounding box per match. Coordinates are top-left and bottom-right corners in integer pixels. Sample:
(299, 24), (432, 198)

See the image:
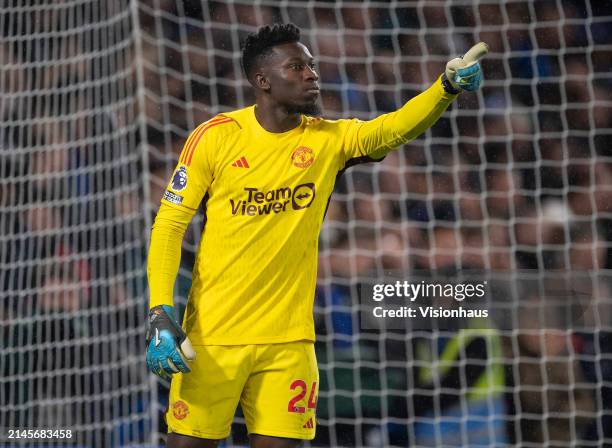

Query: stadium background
(1, 0), (612, 446)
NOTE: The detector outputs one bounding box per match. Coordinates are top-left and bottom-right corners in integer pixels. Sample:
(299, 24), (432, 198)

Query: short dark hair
(241, 23), (301, 81)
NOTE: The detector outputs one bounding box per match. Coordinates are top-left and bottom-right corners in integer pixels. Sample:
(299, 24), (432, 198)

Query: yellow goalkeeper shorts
(166, 341), (319, 440)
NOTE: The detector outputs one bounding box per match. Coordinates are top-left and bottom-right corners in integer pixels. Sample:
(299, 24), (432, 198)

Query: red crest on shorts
(291, 147), (315, 169)
(172, 400), (189, 420)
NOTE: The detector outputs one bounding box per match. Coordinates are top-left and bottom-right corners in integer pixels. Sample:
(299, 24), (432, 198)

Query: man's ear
(254, 72), (270, 91)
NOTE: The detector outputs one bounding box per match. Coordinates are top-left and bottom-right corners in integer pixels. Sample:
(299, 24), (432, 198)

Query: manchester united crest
(291, 146), (315, 169)
(172, 400), (189, 420)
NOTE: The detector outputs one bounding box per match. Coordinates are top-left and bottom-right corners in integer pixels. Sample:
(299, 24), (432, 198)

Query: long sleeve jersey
(148, 77), (458, 345)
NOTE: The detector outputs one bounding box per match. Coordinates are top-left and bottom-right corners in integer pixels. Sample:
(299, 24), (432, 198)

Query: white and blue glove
(442, 42), (489, 93)
(145, 305), (196, 382)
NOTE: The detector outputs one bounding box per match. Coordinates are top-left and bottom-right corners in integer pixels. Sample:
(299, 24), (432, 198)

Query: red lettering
(308, 381), (317, 409)
(288, 380), (307, 413)
(288, 380), (318, 413)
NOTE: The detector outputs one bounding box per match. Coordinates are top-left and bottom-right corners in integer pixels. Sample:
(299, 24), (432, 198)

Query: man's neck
(254, 100), (301, 133)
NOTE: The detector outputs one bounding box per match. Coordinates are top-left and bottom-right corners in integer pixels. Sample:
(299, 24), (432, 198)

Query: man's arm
(147, 204), (194, 308)
(342, 77), (458, 162)
(146, 200), (198, 381)
(148, 117), (226, 307)
(146, 117), (227, 380)
(342, 42), (487, 162)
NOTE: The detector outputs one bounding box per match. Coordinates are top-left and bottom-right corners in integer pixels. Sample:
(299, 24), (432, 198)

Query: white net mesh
(140, 1), (612, 446)
(0, 0), (149, 446)
(2, 0), (612, 446)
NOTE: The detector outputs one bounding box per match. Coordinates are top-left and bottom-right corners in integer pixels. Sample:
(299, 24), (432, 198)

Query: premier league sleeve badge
(171, 166), (188, 192)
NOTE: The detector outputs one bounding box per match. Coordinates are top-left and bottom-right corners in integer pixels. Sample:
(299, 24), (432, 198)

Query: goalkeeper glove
(442, 42), (489, 93)
(145, 305), (196, 382)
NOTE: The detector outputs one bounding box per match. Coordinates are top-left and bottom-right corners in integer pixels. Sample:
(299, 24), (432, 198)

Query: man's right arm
(146, 203), (196, 381)
(146, 116), (228, 380)
(147, 116), (229, 307)
(147, 203), (195, 308)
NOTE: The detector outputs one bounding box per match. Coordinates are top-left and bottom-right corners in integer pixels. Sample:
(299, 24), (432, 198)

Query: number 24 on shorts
(287, 380), (317, 413)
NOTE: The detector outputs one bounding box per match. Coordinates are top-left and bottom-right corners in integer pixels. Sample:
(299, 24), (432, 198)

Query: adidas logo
(302, 417), (314, 429)
(231, 156), (250, 168)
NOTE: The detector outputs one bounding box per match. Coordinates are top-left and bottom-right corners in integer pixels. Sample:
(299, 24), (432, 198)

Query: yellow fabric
(147, 76), (457, 344)
(148, 205), (192, 308)
(167, 342), (318, 440)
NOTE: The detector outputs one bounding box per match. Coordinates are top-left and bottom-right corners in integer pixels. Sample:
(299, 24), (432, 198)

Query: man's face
(258, 42), (321, 115)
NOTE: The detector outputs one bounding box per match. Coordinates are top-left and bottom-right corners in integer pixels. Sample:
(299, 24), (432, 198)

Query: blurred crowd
(2, 0), (612, 446)
(1, 1), (148, 446)
(140, 2), (612, 444)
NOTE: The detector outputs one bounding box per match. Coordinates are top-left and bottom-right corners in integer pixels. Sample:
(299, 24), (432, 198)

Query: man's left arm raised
(341, 42), (488, 162)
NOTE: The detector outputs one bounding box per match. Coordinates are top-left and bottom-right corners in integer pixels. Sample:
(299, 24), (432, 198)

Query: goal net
(2, 0), (612, 447)
(1, 0), (149, 446)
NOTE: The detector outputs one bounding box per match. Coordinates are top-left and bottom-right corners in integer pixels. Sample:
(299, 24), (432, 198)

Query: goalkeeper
(146, 23), (487, 448)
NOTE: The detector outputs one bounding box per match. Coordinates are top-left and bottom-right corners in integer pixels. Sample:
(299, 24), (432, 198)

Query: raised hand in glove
(442, 42), (489, 93)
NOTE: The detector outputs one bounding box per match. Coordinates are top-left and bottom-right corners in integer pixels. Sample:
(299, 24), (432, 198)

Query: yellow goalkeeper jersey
(148, 77), (457, 345)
